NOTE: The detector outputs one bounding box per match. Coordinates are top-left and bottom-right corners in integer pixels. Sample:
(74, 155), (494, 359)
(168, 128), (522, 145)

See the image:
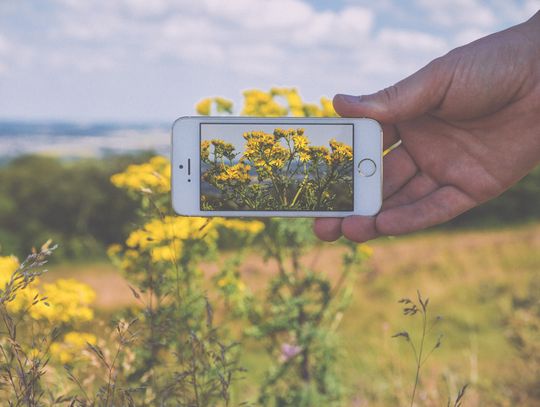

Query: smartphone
(171, 116), (382, 217)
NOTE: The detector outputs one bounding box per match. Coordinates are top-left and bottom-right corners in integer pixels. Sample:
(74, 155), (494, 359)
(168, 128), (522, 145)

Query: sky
(0, 0), (538, 123)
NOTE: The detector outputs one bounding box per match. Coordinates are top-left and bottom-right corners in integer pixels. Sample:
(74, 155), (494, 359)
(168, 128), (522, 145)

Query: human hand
(314, 11), (540, 243)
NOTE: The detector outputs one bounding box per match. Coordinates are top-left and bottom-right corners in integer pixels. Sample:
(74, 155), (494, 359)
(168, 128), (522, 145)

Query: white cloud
(44, 0), (381, 80)
(378, 29), (447, 52)
(416, 0), (497, 28)
(0, 33), (34, 75)
(3, 0), (534, 120)
(0, 34), (9, 54)
(454, 27), (491, 46)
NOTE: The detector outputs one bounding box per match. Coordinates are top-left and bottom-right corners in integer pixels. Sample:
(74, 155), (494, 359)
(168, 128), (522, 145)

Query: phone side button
(358, 159), (376, 177)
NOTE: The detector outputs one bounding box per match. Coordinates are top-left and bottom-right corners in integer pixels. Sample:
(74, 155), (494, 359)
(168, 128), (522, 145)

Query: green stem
(410, 309), (427, 407)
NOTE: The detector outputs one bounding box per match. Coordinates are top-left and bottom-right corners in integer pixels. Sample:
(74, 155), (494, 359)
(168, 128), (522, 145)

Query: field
(42, 222), (540, 405)
(1, 89), (539, 405)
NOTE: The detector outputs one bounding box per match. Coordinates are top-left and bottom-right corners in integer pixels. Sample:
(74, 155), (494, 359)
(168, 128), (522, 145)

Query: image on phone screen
(200, 123), (354, 211)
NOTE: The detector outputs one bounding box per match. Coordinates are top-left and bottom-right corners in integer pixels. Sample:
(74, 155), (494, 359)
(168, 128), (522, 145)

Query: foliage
(0, 242), (101, 404)
(99, 87), (368, 405)
(392, 292), (469, 407)
(0, 153), (153, 260)
(245, 222), (371, 406)
(192, 88), (370, 405)
(201, 128), (353, 211)
(106, 178), (258, 405)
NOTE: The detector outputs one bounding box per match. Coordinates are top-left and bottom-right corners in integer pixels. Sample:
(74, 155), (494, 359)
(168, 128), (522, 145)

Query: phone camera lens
(188, 179), (191, 182)
(179, 164), (184, 169)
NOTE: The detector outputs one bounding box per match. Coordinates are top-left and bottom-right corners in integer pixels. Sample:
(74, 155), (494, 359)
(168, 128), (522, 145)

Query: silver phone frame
(171, 116), (382, 217)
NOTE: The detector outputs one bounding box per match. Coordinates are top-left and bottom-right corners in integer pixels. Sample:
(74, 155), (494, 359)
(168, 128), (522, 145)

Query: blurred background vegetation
(0, 151), (538, 261)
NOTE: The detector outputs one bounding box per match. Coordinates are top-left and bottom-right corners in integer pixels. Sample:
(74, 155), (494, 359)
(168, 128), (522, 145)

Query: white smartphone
(171, 116), (382, 217)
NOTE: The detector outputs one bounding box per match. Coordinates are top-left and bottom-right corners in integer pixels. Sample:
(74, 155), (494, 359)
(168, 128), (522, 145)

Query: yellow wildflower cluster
(110, 155), (171, 194)
(119, 216), (264, 265)
(196, 97), (234, 116)
(320, 97), (337, 117)
(243, 130), (290, 172)
(200, 88), (336, 119)
(291, 129), (311, 163)
(270, 87), (304, 117)
(214, 162), (251, 184)
(213, 218), (265, 235)
(124, 217), (211, 263)
(357, 244), (374, 258)
(217, 274), (246, 292)
(30, 279), (95, 323)
(211, 139), (236, 160)
(0, 255), (18, 277)
(50, 331), (97, 364)
(0, 256), (96, 324)
(246, 87), (337, 118)
(1, 255), (98, 365)
(196, 98), (212, 116)
(241, 90), (288, 117)
(309, 145), (331, 163)
(201, 140), (210, 161)
(328, 139), (353, 164)
(0, 255), (38, 314)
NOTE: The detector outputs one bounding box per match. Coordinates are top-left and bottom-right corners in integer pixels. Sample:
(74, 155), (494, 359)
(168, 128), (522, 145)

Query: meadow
(0, 88), (538, 406)
(37, 221), (540, 405)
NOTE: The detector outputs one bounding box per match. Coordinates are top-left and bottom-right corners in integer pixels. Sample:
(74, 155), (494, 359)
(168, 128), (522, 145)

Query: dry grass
(41, 222), (540, 405)
(43, 223), (540, 310)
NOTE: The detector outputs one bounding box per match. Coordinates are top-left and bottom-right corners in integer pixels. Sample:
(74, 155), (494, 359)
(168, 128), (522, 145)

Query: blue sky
(0, 0), (538, 123)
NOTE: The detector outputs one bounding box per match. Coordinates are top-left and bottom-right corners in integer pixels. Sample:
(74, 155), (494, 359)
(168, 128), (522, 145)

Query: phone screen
(200, 123), (354, 212)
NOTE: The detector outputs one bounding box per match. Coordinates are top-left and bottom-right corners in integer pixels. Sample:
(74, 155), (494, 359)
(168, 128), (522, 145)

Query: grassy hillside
(43, 223), (540, 405)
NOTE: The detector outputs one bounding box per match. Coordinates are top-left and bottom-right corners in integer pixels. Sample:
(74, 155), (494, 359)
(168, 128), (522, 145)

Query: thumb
(334, 58), (450, 124)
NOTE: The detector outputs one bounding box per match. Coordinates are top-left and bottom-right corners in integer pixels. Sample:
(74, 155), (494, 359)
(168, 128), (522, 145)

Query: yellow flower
(271, 87), (304, 116)
(303, 103), (323, 117)
(309, 146), (331, 163)
(213, 218), (265, 235)
(298, 152), (311, 163)
(50, 331), (97, 364)
(195, 98), (212, 115)
(320, 97), (337, 117)
(150, 241), (183, 263)
(121, 217), (220, 265)
(214, 97), (233, 113)
(0, 255), (19, 287)
(241, 89), (288, 117)
(107, 243), (122, 258)
(358, 244), (373, 258)
(0, 255), (42, 314)
(329, 139), (353, 164)
(30, 279), (96, 324)
(215, 162), (251, 184)
(111, 156), (171, 194)
(28, 348), (41, 360)
(1, 256), (96, 330)
(201, 140), (210, 161)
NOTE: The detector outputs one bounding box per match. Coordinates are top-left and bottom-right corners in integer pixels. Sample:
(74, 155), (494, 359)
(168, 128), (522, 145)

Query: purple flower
(279, 343), (302, 362)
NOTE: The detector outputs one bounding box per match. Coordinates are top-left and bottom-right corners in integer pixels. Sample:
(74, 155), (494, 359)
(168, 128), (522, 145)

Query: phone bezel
(171, 116), (382, 217)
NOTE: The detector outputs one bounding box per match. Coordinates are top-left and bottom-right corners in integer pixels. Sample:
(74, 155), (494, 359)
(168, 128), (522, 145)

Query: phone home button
(358, 159), (376, 177)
